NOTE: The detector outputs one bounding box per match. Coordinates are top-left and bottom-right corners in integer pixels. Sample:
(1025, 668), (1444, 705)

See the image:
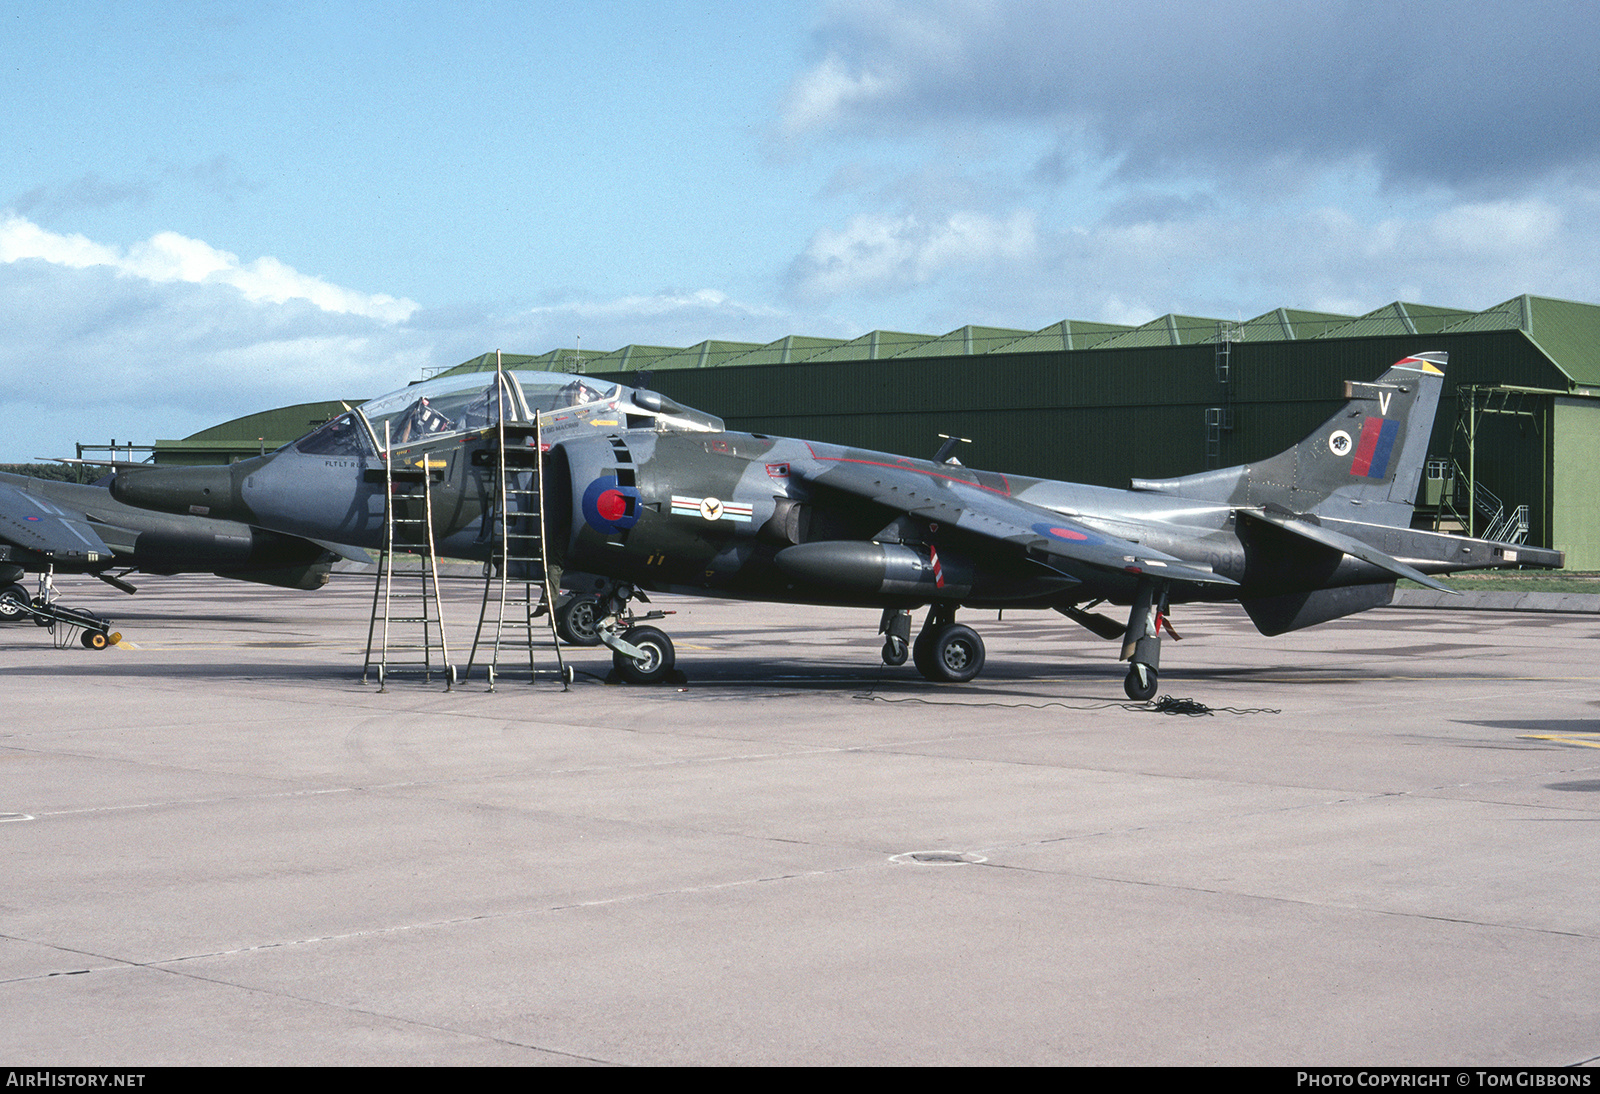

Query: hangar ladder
(363, 433), (454, 691)
(464, 371), (571, 691)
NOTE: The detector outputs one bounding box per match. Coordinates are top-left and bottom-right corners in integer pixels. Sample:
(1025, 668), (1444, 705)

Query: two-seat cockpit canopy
(293, 369), (724, 457)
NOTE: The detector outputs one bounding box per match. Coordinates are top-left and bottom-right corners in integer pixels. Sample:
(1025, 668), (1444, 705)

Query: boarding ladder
(363, 428), (454, 690)
(465, 375), (570, 691)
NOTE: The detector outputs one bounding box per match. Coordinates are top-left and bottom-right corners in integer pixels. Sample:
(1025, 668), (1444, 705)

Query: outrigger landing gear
(911, 603), (986, 683)
(591, 582), (682, 685)
(1121, 578), (1170, 702)
(878, 608), (911, 666)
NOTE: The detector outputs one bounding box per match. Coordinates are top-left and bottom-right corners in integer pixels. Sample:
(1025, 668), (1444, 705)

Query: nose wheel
(611, 625), (676, 685)
(592, 583), (682, 685)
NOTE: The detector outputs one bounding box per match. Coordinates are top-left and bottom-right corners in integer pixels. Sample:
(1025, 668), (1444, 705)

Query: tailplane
(1131, 352), (1447, 527)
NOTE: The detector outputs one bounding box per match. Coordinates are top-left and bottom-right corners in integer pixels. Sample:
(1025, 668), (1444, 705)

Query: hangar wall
(1554, 398), (1600, 568)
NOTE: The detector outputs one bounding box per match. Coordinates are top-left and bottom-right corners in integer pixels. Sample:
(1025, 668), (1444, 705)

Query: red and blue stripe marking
(1350, 417), (1399, 479)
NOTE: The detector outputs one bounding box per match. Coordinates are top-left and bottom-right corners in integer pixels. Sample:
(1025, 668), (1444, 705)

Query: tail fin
(1131, 352), (1446, 526)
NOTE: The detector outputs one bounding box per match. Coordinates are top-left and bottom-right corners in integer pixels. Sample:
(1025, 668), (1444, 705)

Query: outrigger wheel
(1124, 663), (1158, 703)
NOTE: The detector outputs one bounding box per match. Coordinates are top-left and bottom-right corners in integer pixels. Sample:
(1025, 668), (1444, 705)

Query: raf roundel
(1031, 521), (1093, 543)
(581, 475), (640, 535)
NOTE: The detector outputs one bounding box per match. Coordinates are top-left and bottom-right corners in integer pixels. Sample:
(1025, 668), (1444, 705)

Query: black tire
(915, 623), (985, 683)
(30, 598), (51, 627)
(1124, 663), (1158, 702)
(882, 637), (908, 666)
(82, 630), (108, 650)
(555, 595), (603, 646)
(613, 625), (675, 685)
(0, 583), (29, 623)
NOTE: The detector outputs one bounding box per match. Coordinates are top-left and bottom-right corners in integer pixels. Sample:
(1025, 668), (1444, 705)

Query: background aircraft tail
(1131, 352), (1447, 527)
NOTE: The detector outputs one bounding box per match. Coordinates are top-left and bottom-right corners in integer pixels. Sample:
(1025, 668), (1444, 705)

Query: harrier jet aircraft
(109, 353), (1562, 698)
(0, 470), (341, 625)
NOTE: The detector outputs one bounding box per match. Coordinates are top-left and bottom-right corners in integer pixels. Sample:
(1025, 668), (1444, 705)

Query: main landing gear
(882, 605), (987, 683)
(585, 582), (682, 685)
(553, 593), (603, 646)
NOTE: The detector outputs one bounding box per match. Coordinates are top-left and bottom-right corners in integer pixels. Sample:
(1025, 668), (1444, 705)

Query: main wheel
(613, 625), (675, 685)
(0, 583), (29, 623)
(915, 623), (985, 683)
(555, 595), (603, 646)
(1124, 663), (1158, 702)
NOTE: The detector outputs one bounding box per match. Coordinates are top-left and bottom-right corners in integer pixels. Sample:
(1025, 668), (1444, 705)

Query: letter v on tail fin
(1131, 352), (1446, 528)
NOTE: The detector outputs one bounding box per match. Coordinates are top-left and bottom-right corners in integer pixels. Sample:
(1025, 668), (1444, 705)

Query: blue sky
(4, 0), (1599, 461)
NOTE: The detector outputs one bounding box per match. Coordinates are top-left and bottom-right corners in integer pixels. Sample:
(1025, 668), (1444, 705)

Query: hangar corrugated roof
(423, 295), (1600, 395)
(180, 401), (356, 443)
(1317, 301), (1475, 339)
(802, 330), (939, 362)
(721, 335), (848, 367)
(1235, 308), (1356, 341)
(1439, 295), (1600, 388)
(993, 319), (1133, 352)
(883, 325), (1033, 359)
(1095, 314), (1228, 348)
(439, 351), (550, 374)
(579, 344), (690, 371)
(635, 340), (764, 370)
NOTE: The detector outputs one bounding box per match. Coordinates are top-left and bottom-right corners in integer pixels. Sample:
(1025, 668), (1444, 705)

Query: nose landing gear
(589, 583), (683, 685)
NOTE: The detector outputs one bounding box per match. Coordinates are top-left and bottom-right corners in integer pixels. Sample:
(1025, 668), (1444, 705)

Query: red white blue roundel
(581, 475), (640, 534)
(1032, 521), (1096, 544)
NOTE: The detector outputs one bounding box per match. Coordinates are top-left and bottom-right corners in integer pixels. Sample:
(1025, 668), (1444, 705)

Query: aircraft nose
(111, 464), (246, 520)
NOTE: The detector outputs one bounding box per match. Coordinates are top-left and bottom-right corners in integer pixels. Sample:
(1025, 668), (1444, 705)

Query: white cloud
(783, 53), (904, 135)
(789, 209), (1037, 301)
(0, 215), (418, 323)
(0, 216), (838, 461)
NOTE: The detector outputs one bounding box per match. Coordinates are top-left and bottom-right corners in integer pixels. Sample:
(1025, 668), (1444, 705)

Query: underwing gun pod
(112, 355), (1561, 695)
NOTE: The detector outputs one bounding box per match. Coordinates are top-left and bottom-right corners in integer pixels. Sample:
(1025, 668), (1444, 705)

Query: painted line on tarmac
(1518, 733), (1600, 750)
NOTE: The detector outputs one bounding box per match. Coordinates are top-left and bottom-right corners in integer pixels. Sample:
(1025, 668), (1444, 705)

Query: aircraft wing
(802, 458), (1237, 587)
(0, 480), (115, 562)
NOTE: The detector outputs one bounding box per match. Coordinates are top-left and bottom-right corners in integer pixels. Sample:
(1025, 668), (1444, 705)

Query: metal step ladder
(465, 375), (570, 691)
(363, 439), (454, 691)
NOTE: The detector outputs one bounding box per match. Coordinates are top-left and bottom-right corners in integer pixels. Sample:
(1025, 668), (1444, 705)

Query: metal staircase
(363, 436), (454, 690)
(465, 372), (571, 691)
